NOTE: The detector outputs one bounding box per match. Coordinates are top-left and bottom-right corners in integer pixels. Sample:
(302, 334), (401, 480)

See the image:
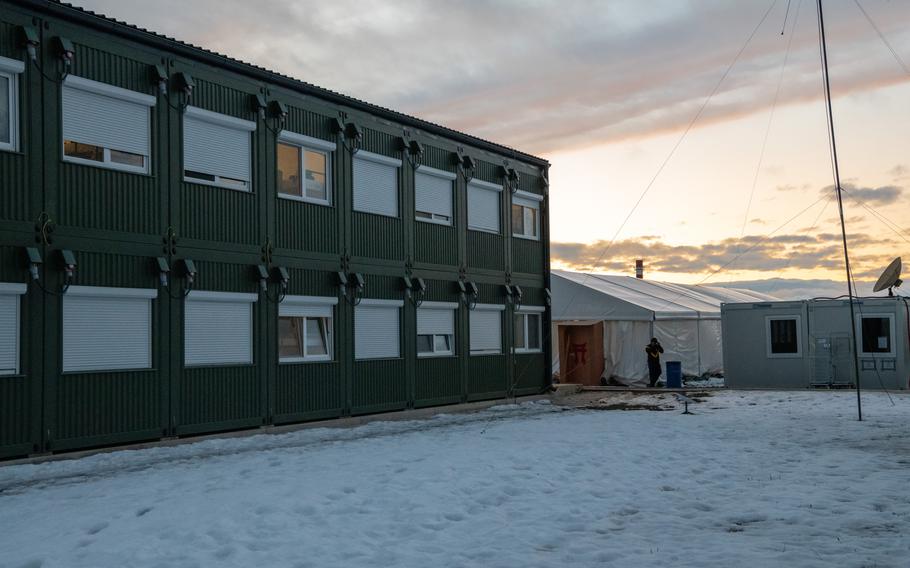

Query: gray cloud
(69, 0), (910, 155)
(819, 183), (904, 206)
(552, 228), (900, 280)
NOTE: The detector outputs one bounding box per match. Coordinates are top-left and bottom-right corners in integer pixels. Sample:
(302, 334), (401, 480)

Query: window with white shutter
(184, 291), (257, 366)
(277, 131), (336, 205)
(355, 299), (402, 359)
(511, 190), (542, 240)
(62, 286), (156, 372)
(467, 179), (502, 233)
(183, 106), (256, 191)
(514, 306), (545, 353)
(0, 56), (24, 153)
(415, 166), (455, 225)
(61, 76), (155, 173)
(470, 304), (504, 355)
(353, 150), (401, 217)
(417, 302), (457, 357)
(0, 283), (26, 376)
(279, 296), (337, 363)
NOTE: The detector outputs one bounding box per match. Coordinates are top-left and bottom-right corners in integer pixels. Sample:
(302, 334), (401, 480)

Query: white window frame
(277, 131), (335, 206)
(0, 56), (24, 153)
(765, 315), (802, 359)
(467, 178), (503, 234)
(470, 303), (505, 356)
(512, 190), (542, 241)
(184, 290), (258, 367)
(279, 295), (337, 363)
(514, 306), (545, 354)
(353, 149), (402, 218)
(183, 106), (256, 192)
(62, 285), (157, 373)
(415, 165), (456, 226)
(856, 313), (896, 357)
(0, 283), (26, 376)
(417, 301), (457, 358)
(61, 75), (156, 175)
(355, 298), (403, 360)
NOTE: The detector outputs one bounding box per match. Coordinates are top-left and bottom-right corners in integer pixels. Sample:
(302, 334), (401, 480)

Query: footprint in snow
(135, 507), (153, 517)
(86, 522), (108, 535)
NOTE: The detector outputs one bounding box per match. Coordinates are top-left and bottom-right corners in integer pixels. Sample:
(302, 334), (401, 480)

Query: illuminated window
(277, 131), (334, 205)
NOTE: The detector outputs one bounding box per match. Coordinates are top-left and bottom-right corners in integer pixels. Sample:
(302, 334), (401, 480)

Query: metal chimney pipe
(635, 259), (644, 279)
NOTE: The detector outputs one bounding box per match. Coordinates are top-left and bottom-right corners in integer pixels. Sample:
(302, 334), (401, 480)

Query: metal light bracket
(19, 26), (40, 61)
(255, 264), (270, 292)
(52, 36), (75, 69)
(25, 247), (42, 281)
(252, 93), (268, 119)
(152, 64), (168, 95)
(156, 256), (170, 287)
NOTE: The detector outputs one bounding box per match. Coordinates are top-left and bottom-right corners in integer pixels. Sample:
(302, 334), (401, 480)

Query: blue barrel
(665, 361), (682, 388)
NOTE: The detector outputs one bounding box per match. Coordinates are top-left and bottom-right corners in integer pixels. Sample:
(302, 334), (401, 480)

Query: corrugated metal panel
(417, 307), (454, 335)
(60, 164), (160, 234)
(355, 304), (400, 359)
(70, 41), (152, 92)
(0, 376), (30, 454)
(512, 238), (544, 275)
(190, 78), (253, 120)
(468, 183), (501, 232)
(415, 171), (452, 219)
(178, 366), (261, 431)
(415, 222), (457, 266)
(353, 155), (399, 217)
(283, 105), (333, 140)
(54, 372), (161, 443)
(470, 309), (502, 353)
(180, 183), (259, 244)
(514, 353), (546, 394)
(352, 212), (403, 260)
(415, 357), (461, 405)
(183, 109), (253, 182)
(276, 198), (338, 254)
(62, 292), (152, 372)
(0, 152), (28, 223)
(351, 359), (407, 411)
(274, 362), (343, 421)
(466, 355), (508, 399)
(467, 231), (505, 271)
(184, 297), (254, 366)
(0, 293), (19, 375)
(62, 80), (151, 155)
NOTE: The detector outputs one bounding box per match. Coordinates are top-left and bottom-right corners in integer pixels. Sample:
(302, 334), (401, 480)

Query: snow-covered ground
(1, 391), (909, 567)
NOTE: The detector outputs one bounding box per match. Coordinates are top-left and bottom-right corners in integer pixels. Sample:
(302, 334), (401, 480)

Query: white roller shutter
(183, 106), (255, 183)
(417, 307), (455, 336)
(415, 167), (454, 221)
(470, 307), (503, 354)
(62, 77), (153, 156)
(0, 283), (25, 375)
(468, 180), (502, 233)
(355, 300), (401, 359)
(353, 151), (400, 217)
(185, 291), (257, 366)
(62, 286), (156, 373)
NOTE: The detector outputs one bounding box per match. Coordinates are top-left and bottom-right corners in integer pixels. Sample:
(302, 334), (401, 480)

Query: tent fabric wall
(552, 270), (777, 383)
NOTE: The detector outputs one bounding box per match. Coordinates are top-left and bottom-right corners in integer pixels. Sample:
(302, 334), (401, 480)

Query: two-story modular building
(0, 0), (551, 459)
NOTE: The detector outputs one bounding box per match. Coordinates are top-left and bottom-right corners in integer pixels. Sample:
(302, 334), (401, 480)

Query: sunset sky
(73, 0), (910, 298)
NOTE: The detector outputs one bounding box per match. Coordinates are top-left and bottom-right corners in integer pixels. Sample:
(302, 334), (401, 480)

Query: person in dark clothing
(645, 337), (664, 387)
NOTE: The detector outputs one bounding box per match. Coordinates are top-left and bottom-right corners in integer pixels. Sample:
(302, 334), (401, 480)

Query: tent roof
(552, 270), (778, 321)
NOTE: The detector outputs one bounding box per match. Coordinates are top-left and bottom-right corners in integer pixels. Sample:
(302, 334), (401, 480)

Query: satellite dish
(873, 257), (902, 296)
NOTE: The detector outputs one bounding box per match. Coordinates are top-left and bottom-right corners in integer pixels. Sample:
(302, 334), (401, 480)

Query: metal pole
(817, 0), (862, 420)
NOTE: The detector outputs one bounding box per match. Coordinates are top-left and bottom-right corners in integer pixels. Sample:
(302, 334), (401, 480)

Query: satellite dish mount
(872, 257), (902, 297)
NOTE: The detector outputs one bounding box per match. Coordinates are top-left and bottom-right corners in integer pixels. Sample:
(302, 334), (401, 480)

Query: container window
(417, 306), (455, 357)
(0, 74), (11, 148)
(355, 304), (401, 359)
(279, 315), (332, 362)
(415, 169), (454, 226)
(512, 200), (539, 240)
(514, 312), (543, 353)
(353, 152), (399, 217)
(860, 316), (892, 354)
(769, 318), (798, 354)
(470, 308), (502, 355)
(467, 182), (501, 233)
(0, 291), (21, 375)
(184, 294), (255, 366)
(61, 77), (153, 174)
(183, 106), (254, 191)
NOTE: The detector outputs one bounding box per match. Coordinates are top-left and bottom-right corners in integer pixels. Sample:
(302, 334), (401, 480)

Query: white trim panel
(513, 189), (544, 202)
(420, 301), (459, 310)
(186, 290), (258, 303)
(353, 149), (402, 168)
(416, 165), (457, 180)
(469, 179), (504, 192)
(474, 303), (506, 312)
(63, 75), (156, 107)
(66, 285), (158, 299)
(517, 305), (547, 314)
(0, 283), (27, 295)
(282, 295), (339, 306)
(184, 105), (256, 131)
(0, 56), (25, 74)
(358, 298), (405, 308)
(278, 130), (336, 152)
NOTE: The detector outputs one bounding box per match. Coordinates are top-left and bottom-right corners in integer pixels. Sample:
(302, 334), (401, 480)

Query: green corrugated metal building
(0, 0), (551, 459)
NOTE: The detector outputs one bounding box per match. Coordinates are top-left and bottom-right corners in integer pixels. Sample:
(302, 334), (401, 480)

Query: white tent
(551, 270), (778, 385)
